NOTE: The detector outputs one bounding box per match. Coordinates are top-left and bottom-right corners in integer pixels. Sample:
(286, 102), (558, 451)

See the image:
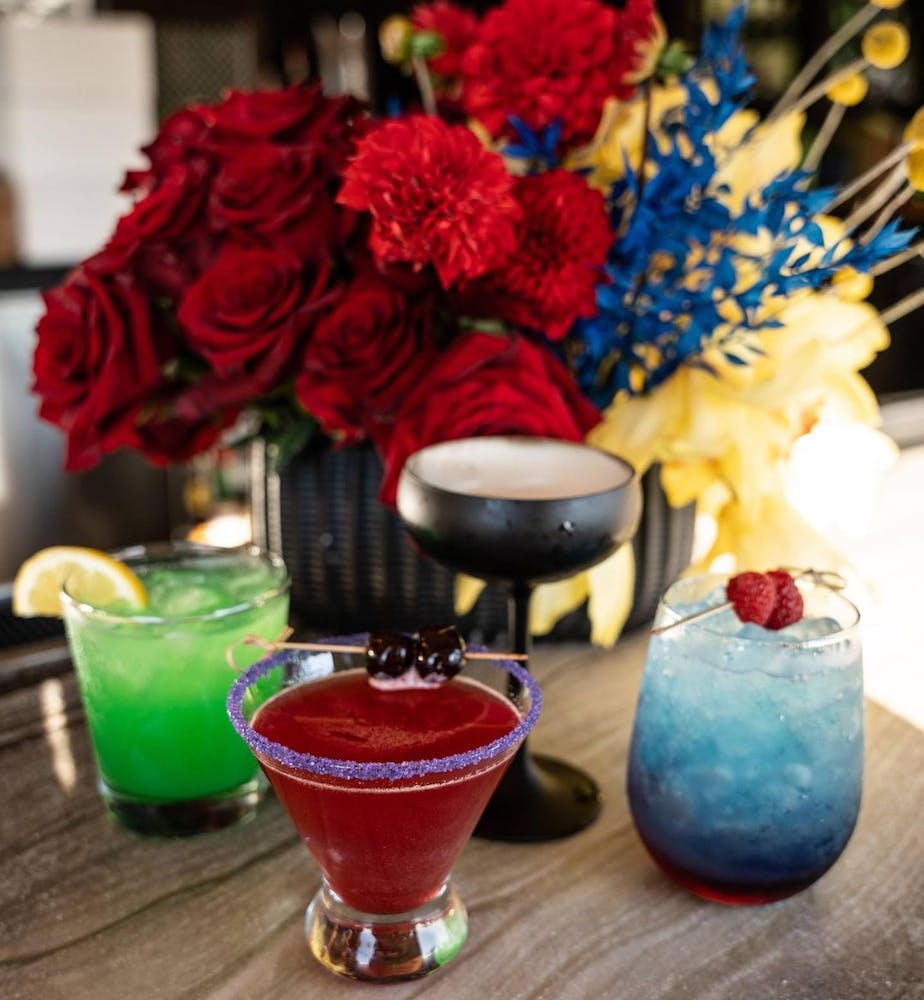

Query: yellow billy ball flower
(904, 108), (924, 150)
(827, 74), (869, 106)
(906, 149), (924, 192)
(379, 15), (413, 65)
(871, 0), (904, 8)
(862, 22), (910, 70)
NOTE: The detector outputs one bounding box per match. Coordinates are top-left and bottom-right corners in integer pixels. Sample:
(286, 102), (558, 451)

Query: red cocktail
(227, 638), (541, 982)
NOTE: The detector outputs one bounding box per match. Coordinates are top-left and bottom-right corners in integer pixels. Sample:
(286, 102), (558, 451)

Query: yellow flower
(831, 266), (875, 301)
(379, 15), (413, 65)
(861, 22), (910, 70)
(712, 111), (805, 212)
(904, 107), (924, 148)
(907, 149), (924, 191)
(827, 75), (868, 107)
(871, 0), (904, 9)
(587, 290), (889, 634)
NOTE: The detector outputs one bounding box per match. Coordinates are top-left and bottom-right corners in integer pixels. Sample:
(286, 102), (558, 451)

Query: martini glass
(228, 642), (541, 982)
(396, 436), (642, 841)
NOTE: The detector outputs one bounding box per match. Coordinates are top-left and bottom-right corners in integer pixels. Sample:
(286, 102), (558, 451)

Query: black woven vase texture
(252, 441), (695, 642)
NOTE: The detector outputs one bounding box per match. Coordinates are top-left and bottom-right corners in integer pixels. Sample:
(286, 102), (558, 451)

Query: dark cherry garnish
(416, 625), (466, 682)
(366, 630), (417, 679)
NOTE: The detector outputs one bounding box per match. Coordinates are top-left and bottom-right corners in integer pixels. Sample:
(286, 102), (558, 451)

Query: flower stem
(411, 54), (437, 116)
(879, 285), (924, 327)
(785, 57), (868, 119)
(825, 141), (912, 212)
(803, 102), (845, 172)
(769, 2), (879, 120)
(841, 162), (906, 233)
(869, 238), (924, 276)
(862, 184), (912, 242)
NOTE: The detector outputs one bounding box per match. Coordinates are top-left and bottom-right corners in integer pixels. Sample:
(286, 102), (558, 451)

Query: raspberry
(765, 570), (804, 630)
(726, 571), (776, 625)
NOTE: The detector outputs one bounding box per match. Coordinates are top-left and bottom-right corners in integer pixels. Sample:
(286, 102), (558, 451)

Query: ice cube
(779, 617), (843, 641)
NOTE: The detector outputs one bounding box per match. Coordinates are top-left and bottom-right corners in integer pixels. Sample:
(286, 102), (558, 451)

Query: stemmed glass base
(475, 751), (600, 841)
(306, 879), (468, 982)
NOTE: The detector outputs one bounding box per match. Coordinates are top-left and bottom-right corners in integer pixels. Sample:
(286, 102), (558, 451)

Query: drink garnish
(726, 571), (777, 625)
(226, 626), (528, 679)
(12, 546), (148, 617)
(764, 569), (805, 631)
(650, 568), (846, 636)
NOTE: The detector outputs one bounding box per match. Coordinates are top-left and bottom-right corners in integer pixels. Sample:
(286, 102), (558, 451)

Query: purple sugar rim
(226, 634), (543, 782)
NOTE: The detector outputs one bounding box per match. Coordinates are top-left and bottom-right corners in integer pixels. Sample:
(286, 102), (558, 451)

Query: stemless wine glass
(627, 573), (863, 904)
(228, 642), (542, 982)
(61, 542), (289, 835)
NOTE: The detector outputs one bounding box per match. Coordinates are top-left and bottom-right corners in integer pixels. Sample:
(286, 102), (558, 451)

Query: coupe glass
(397, 435), (641, 841)
(627, 573), (863, 904)
(228, 642), (542, 982)
(61, 542), (289, 835)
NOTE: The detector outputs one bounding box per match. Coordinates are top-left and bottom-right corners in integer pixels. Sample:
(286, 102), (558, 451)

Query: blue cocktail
(627, 573), (863, 904)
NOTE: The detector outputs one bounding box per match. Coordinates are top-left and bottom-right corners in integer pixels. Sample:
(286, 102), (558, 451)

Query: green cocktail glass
(61, 541), (289, 836)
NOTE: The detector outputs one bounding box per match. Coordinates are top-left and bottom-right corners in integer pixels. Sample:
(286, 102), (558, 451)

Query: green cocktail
(62, 542), (289, 835)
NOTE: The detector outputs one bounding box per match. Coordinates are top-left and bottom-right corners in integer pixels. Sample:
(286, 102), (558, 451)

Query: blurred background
(0, 0), (922, 583)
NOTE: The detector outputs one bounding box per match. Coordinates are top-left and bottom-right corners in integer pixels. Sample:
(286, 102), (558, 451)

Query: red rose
(295, 274), (437, 443)
(175, 246), (338, 416)
(375, 331), (601, 504)
(466, 170), (611, 339)
(211, 83), (365, 156)
(33, 268), (172, 471)
(338, 116), (520, 289)
(460, 0), (652, 148)
(122, 105), (214, 193)
(112, 160), (210, 247)
(209, 144), (338, 258)
(130, 394), (239, 466)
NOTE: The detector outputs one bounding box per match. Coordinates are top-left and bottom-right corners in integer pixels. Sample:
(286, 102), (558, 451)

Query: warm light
(41, 678), (77, 793)
(187, 512), (252, 548)
(786, 421), (897, 542)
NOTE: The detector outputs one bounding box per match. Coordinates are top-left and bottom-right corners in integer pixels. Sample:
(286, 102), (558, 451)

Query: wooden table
(2, 632), (922, 1000)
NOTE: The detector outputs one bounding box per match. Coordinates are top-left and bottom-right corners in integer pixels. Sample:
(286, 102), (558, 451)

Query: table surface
(1, 630), (922, 1000)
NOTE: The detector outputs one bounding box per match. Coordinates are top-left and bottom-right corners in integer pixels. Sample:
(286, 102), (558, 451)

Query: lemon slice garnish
(12, 546), (148, 618)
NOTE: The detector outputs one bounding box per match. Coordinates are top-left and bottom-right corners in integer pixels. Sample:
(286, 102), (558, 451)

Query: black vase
(250, 440), (695, 640)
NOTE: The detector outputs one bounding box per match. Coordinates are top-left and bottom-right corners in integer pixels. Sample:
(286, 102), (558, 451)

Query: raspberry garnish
(726, 572), (777, 625)
(764, 569), (804, 630)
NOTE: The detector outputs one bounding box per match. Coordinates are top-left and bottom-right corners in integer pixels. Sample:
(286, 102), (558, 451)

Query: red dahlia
(466, 170), (611, 340)
(460, 0), (656, 148)
(412, 1), (480, 80)
(337, 116), (520, 290)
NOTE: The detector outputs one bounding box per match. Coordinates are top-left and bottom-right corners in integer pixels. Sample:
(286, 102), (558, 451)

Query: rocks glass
(61, 542), (289, 835)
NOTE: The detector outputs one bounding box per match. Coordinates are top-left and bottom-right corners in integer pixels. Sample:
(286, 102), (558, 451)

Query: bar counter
(2, 626), (922, 1000)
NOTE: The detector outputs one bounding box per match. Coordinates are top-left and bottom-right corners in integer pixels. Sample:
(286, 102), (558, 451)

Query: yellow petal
(586, 545), (636, 647)
(831, 266), (874, 301)
(715, 111), (805, 211)
(530, 574), (588, 637)
(454, 573), (486, 616)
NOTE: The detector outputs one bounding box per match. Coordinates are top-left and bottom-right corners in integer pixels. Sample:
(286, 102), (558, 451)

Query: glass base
(99, 775), (264, 837)
(305, 879), (468, 982)
(475, 752), (601, 841)
(640, 839), (823, 905)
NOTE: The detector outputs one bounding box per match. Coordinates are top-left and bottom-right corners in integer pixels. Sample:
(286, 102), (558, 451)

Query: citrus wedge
(12, 546), (148, 618)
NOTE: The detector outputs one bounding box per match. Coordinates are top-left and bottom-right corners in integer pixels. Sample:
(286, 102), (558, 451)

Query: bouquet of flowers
(33, 0), (922, 642)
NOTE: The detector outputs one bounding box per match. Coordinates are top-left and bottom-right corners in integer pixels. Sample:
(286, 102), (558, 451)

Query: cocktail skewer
(649, 568), (847, 636)
(227, 629), (529, 671)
